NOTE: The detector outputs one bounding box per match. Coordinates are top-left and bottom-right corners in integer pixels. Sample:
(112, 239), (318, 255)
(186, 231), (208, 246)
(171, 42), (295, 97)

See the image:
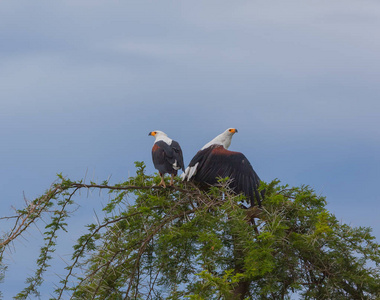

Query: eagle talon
(158, 179), (166, 188)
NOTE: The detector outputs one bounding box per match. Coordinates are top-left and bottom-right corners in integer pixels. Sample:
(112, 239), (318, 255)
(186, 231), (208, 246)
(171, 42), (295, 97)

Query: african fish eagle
(181, 128), (263, 207)
(149, 130), (185, 187)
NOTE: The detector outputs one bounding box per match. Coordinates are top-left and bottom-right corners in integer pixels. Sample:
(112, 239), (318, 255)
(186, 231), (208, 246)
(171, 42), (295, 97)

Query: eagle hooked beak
(148, 131), (156, 136)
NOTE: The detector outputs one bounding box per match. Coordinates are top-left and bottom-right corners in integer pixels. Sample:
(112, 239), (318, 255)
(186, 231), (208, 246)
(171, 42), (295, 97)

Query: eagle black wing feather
(189, 145), (262, 207)
(171, 140), (185, 172)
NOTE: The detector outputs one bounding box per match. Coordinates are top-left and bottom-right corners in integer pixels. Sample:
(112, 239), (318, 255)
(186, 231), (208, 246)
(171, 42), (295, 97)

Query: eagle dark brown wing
(185, 145), (262, 207)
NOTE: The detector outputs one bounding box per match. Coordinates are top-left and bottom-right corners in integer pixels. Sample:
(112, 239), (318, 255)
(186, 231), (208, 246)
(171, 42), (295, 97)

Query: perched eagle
(149, 130), (185, 187)
(181, 128), (263, 207)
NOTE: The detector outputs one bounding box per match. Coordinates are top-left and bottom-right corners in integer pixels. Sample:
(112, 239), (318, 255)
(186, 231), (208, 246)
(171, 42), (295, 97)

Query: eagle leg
(158, 173), (166, 188)
(170, 174), (175, 186)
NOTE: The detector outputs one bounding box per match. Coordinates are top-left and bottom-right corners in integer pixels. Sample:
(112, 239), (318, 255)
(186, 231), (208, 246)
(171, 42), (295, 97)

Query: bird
(149, 130), (185, 188)
(181, 128), (263, 207)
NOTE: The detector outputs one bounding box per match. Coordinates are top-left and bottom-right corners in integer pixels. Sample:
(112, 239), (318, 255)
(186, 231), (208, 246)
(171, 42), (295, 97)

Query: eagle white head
(201, 128), (238, 150)
(148, 130), (172, 145)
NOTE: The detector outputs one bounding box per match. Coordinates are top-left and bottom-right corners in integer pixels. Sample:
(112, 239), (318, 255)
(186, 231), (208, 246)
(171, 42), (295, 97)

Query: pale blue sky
(1, 1), (380, 298)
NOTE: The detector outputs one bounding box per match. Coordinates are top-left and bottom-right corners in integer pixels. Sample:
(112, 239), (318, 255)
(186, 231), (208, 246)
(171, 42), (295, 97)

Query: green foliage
(0, 254), (5, 299)
(1, 162), (379, 299)
(14, 186), (78, 300)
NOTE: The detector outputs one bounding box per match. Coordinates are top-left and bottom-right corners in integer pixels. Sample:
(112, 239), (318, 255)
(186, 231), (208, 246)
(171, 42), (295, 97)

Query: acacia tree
(1, 162), (379, 299)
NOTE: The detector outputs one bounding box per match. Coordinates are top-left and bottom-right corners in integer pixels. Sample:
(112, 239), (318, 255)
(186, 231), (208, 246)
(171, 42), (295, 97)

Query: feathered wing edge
(170, 140), (185, 172)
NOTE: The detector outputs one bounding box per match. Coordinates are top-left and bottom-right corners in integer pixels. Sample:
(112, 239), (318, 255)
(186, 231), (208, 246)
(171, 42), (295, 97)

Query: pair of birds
(148, 128), (263, 207)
